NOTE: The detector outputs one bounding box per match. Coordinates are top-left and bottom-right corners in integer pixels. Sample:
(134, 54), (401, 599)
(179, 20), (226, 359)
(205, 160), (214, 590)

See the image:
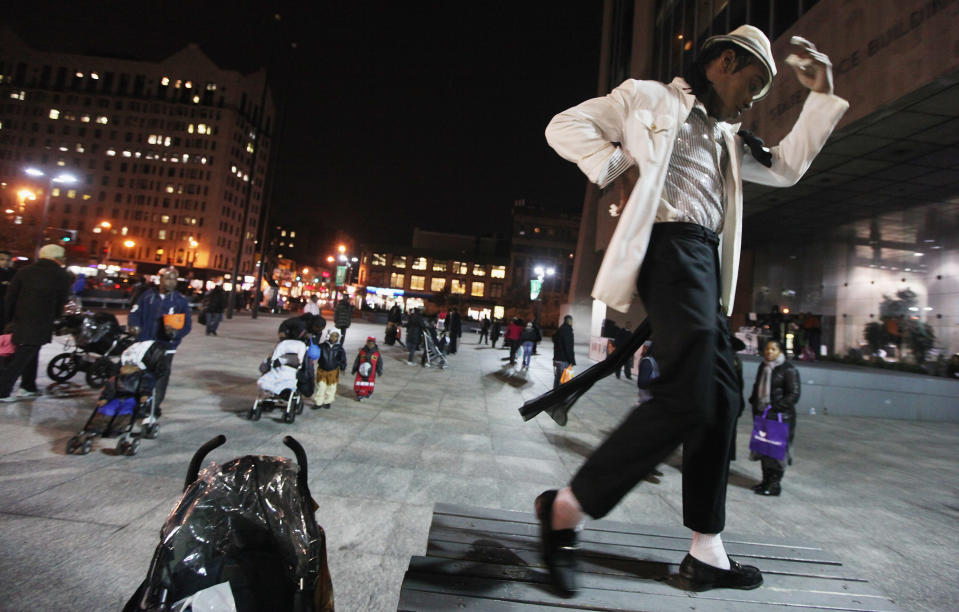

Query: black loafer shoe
(680, 554), (762, 591)
(535, 490), (579, 597)
(751, 481), (768, 493)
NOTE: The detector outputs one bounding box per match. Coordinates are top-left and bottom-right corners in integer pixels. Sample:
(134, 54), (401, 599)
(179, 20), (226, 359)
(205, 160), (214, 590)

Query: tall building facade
(565, 0), (959, 358)
(0, 28), (274, 277)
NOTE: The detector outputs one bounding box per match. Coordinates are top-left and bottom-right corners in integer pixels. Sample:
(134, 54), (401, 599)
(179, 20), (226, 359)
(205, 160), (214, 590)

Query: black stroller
(65, 340), (168, 456)
(48, 312), (137, 388)
(123, 435), (334, 612)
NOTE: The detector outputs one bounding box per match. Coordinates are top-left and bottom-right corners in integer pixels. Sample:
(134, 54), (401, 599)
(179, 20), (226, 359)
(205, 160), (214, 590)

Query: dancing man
(538, 26), (847, 595)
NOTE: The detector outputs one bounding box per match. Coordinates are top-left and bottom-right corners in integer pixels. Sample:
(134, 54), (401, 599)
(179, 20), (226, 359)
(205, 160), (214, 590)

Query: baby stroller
(123, 435), (334, 612)
(250, 339), (313, 424)
(48, 311), (137, 388)
(65, 340), (168, 456)
(421, 325), (449, 369)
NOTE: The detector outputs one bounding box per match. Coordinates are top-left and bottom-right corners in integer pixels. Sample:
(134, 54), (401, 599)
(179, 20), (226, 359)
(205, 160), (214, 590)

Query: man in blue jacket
(127, 267), (191, 414)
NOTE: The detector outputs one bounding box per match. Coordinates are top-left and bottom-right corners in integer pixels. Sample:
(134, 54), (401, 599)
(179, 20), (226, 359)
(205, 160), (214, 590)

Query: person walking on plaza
(0, 250), (16, 331)
(405, 307), (426, 365)
(551, 315), (576, 389)
(127, 267), (192, 414)
(278, 312), (326, 344)
(204, 282), (227, 336)
(352, 336), (382, 400)
(334, 297), (353, 345)
(520, 321), (542, 370)
(447, 308), (462, 354)
(303, 294), (321, 316)
(536, 27), (847, 595)
(0, 245), (70, 402)
(748, 340), (800, 496)
(505, 317), (524, 366)
(478, 316), (490, 344)
(490, 318), (502, 348)
(313, 330), (347, 409)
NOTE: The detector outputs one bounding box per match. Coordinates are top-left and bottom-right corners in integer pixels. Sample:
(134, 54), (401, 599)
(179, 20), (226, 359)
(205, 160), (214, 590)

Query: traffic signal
(55, 229), (78, 243)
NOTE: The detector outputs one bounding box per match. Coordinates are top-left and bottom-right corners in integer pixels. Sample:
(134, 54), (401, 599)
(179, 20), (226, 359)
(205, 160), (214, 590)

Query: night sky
(7, 1), (604, 249)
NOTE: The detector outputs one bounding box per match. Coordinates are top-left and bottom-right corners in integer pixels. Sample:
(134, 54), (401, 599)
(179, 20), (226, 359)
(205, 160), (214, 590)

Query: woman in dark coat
(748, 340), (801, 496)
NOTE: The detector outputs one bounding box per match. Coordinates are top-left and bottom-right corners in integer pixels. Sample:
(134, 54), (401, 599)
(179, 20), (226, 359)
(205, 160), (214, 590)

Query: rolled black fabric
(519, 319), (650, 426)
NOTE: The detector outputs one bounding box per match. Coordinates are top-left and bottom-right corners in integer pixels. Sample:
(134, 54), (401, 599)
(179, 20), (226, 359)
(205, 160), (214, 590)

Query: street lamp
(23, 167), (78, 260)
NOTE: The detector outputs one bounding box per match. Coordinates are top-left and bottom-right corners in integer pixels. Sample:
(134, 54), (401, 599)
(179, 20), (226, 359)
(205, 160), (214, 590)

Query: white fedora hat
(703, 24), (776, 100)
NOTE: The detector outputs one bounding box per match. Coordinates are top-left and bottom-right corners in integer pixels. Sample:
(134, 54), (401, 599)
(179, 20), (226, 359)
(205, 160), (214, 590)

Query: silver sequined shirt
(656, 105), (728, 233)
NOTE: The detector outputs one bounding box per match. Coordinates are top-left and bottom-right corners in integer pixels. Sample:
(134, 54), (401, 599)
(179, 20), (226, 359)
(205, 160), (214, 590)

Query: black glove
(738, 129), (772, 168)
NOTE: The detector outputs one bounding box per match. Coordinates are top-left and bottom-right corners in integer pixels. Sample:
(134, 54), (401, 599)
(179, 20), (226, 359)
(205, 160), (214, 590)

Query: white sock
(689, 532), (730, 570)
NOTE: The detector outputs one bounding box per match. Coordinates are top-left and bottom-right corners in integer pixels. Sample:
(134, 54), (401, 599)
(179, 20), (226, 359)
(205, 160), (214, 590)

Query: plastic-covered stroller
(65, 340), (168, 456)
(48, 311), (137, 388)
(250, 339), (311, 424)
(123, 435), (334, 612)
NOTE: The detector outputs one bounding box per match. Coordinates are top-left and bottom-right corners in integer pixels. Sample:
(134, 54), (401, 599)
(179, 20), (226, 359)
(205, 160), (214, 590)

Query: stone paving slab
(0, 313), (955, 611)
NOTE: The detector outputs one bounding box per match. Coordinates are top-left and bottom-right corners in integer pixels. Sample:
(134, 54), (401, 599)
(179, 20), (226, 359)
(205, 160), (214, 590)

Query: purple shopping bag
(749, 407), (789, 461)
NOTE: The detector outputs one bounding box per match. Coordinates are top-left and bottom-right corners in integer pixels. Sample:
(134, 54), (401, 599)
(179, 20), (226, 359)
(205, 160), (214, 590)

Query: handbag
(0, 333), (15, 357)
(559, 365), (574, 384)
(749, 406), (789, 461)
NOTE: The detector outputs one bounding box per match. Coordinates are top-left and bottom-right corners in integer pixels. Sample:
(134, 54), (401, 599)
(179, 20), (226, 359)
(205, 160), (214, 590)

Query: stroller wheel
(283, 410), (296, 424)
(47, 353), (79, 382)
(80, 437), (94, 455)
(294, 397), (304, 415)
(115, 435), (129, 455)
(66, 435), (82, 455)
(86, 358), (117, 389)
(143, 423), (159, 439)
(248, 403), (262, 421)
(126, 437), (141, 456)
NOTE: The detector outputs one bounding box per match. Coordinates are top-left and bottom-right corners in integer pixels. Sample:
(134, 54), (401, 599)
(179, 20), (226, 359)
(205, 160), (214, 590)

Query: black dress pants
(570, 223), (740, 534)
(154, 352), (176, 409)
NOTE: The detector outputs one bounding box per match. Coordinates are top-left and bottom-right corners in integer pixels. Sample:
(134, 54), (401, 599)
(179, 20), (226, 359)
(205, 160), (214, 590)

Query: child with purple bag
(748, 340), (801, 496)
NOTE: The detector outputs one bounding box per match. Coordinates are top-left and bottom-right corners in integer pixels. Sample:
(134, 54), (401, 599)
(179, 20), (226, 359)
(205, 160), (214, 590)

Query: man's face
(0, 254), (10, 269)
(764, 342), (782, 361)
(160, 273), (178, 293)
(708, 51), (768, 122)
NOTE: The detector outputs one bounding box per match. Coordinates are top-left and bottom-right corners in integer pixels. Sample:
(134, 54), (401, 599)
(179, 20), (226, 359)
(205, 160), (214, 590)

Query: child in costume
(351, 336), (383, 401)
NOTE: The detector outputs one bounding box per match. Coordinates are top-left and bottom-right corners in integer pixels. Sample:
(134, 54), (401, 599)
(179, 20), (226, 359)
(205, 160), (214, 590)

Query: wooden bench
(398, 502), (900, 611)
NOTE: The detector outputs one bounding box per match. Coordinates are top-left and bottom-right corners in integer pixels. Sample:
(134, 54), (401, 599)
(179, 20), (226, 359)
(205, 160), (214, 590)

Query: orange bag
(559, 365), (574, 384)
(163, 313), (185, 330)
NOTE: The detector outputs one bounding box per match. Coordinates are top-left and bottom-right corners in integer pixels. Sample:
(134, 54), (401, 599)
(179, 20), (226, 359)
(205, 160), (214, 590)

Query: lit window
(9, 91), (25, 100)
(90, 73), (99, 80)
(410, 275), (426, 291)
(493, 305), (505, 319)
(185, 81), (193, 88)
(372, 253), (386, 266)
(246, 142), (254, 153)
(75, 72), (84, 78)
(66, 189), (76, 198)
(158, 230), (166, 239)
(161, 215), (170, 223)
(453, 261), (468, 275)
(534, 227), (541, 233)
(412, 257), (427, 270)
(163, 137), (171, 147)
(187, 124), (194, 134)
(80, 115), (90, 123)
(472, 264), (486, 276)
(192, 95), (200, 104)
(198, 124), (208, 134)
(471, 282), (485, 297)
(430, 277), (446, 291)
(106, 149), (116, 156)
(432, 261), (447, 272)
(390, 273), (405, 288)
(121, 226), (128, 235)
(49, 109), (60, 119)
(161, 76), (170, 86)
(122, 151), (131, 157)
(205, 83), (216, 91)
(165, 185), (174, 193)
(51, 188), (61, 196)
(491, 265), (506, 279)
(280, 230), (286, 237)
(393, 255), (407, 269)
(451, 279), (466, 294)
(148, 135), (157, 144)
(96, 116), (108, 124)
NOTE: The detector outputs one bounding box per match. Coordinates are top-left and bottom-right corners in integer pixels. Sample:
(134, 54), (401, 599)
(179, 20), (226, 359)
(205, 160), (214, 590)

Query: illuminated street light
(100, 220), (111, 229)
(22, 167), (79, 260)
(123, 240), (135, 248)
(338, 244), (346, 254)
(326, 256), (334, 263)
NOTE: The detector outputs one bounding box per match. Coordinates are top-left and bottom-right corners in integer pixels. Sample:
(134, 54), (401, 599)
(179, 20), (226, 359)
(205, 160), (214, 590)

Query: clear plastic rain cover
(134, 455), (333, 611)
